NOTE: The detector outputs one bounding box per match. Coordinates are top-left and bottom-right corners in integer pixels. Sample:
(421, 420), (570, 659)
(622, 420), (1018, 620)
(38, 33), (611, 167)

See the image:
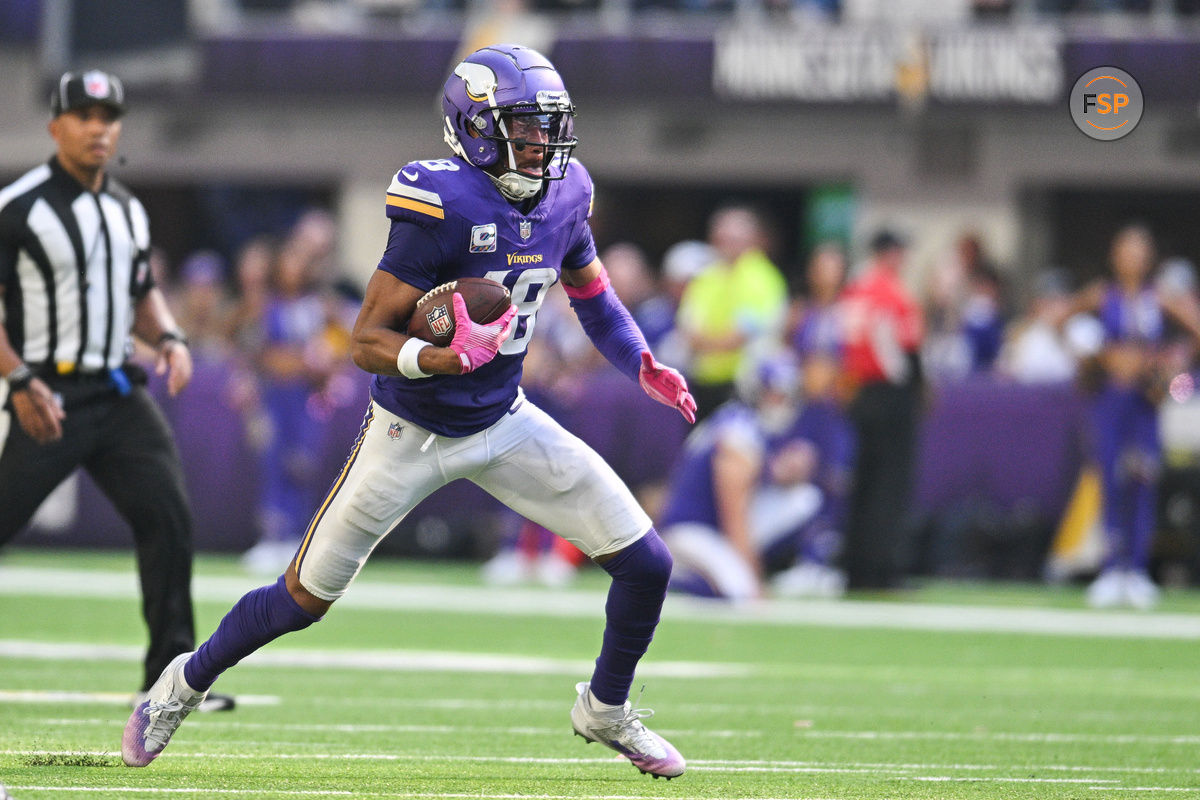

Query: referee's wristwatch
(4, 363), (34, 393)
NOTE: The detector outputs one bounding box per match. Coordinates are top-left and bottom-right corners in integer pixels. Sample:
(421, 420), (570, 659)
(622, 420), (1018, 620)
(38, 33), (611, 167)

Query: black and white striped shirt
(0, 157), (154, 374)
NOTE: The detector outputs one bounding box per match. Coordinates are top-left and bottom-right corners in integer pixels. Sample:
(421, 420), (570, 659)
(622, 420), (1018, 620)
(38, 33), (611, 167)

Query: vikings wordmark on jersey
(373, 155), (596, 438)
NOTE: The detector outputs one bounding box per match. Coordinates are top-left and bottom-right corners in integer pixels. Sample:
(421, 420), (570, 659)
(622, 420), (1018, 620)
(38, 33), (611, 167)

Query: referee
(0, 70), (232, 711)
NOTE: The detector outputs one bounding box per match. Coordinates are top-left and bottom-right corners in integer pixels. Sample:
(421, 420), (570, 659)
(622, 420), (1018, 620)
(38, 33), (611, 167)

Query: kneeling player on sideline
(661, 348), (852, 600)
(121, 43), (695, 779)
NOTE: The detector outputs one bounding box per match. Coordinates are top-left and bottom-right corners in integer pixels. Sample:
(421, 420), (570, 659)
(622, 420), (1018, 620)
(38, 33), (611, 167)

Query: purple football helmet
(442, 44), (577, 201)
(736, 346), (803, 431)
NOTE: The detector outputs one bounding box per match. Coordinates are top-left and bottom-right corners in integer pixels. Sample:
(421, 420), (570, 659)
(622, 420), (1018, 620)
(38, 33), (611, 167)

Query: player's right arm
(367, 164), (515, 377)
(357, 164), (473, 377)
(350, 270), (463, 377)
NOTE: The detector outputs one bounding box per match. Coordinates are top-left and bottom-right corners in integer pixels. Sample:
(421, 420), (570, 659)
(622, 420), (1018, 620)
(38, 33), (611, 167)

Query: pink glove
(449, 292), (518, 374)
(638, 350), (697, 424)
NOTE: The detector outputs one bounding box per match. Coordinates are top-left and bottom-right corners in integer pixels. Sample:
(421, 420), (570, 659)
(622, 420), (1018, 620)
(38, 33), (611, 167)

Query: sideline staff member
(838, 230), (924, 590)
(0, 70), (231, 711)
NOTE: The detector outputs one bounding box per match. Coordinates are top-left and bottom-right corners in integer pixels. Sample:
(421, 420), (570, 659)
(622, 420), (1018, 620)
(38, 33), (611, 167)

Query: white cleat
(534, 552), (578, 588)
(1086, 569), (1126, 609)
(772, 562), (847, 599)
(570, 681), (685, 779)
(480, 548), (533, 586)
(121, 652), (207, 767)
(1123, 570), (1161, 610)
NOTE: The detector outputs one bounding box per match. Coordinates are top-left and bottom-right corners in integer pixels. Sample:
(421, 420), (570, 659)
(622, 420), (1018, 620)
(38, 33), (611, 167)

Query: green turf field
(2, 548), (1200, 799)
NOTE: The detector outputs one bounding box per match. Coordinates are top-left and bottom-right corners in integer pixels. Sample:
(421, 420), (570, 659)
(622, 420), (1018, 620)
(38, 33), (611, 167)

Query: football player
(122, 44), (695, 779)
(660, 347), (851, 600)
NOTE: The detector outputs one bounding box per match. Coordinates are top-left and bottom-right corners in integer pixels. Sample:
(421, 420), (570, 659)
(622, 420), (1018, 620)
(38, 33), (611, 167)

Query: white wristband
(397, 337), (434, 379)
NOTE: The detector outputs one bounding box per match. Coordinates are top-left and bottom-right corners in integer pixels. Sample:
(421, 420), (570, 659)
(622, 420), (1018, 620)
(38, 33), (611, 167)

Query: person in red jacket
(838, 230), (925, 590)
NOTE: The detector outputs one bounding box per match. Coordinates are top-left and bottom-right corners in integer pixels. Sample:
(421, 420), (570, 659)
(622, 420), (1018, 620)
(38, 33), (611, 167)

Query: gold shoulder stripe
(386, 194), (445, 220)
(387, 178), (443, 207)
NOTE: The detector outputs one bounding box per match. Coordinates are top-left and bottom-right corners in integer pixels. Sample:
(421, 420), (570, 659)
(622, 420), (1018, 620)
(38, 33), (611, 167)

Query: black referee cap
(51, 70), (125, 118)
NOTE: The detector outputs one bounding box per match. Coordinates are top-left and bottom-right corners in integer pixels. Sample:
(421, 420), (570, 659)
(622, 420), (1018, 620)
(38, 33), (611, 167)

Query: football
(406, 277), (512, 347)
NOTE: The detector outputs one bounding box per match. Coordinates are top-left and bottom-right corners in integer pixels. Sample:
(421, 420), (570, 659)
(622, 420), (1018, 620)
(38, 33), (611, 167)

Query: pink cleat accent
(570, 681), (685, 779)
(121, 652), (206, 767)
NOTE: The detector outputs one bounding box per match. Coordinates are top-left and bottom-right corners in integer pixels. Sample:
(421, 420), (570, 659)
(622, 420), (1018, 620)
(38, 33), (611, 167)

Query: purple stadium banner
(1062, 38), (1197, 106)
(195, 28), (1200, 106)
(199, 34), (460, 96)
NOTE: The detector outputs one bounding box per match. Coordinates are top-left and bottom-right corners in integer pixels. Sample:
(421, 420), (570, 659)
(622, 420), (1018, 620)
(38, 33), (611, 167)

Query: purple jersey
(371, 157), (597, 436)
(1100, 285), (1163, 346)
(659, 399), (854, 532)
(782, 401), (853, 490)
(659, 403), (762, 531)
(790, 302), (841, 359)
(264, 294), (325, 354)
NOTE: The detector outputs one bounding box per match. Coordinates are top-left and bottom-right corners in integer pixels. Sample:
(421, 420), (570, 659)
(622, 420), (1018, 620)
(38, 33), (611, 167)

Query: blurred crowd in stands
(6, 0), (1186, 50)
(229, 0), (1200, 21)
(142, 197), (1200, 609)
(150, 209), (368, 572)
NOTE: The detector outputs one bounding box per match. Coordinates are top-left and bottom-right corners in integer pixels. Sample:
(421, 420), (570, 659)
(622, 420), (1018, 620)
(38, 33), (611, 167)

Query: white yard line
(207, 695), (1200, 726)
(2, 791), (359, 798)
(706, 759), (1191, 775)
(1, 786), (835, 800)
(1090, 788), (1200, 792)
(0, 689), (279, 705)
(32, 718), (762, 739)
(7, 779), (1186, 797)
(14, 713), (1200, 747)
(912, 776), (1117, 784)
(5, 753), (1196, 794)
(800, 730), (1200, 745)
(3, 750), (1194, 776)
(4, 564), (1200, 640)
(0, 639), (749, 679)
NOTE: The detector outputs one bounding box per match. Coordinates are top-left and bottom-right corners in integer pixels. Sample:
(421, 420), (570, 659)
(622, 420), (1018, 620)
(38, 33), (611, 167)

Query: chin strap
(487, 170), (543, 201)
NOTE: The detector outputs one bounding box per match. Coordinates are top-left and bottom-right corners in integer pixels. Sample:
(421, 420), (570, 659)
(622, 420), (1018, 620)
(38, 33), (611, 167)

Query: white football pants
(293, 394), (651, 601)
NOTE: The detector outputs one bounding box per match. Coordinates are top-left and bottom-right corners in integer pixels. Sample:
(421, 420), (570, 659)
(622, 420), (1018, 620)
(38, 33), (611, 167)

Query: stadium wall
(5, 27), (1200, 286)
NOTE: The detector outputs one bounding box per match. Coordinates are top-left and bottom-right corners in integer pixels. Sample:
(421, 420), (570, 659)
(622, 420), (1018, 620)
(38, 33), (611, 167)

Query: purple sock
(1130, 479), (1157, 572)
(183, 575), (320, 691)
(589, 529), (672, 706)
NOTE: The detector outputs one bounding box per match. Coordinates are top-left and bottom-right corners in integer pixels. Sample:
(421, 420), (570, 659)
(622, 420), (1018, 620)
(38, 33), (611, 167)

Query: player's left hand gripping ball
(449, 292), (518, 374)
(638, 351), (697, 423)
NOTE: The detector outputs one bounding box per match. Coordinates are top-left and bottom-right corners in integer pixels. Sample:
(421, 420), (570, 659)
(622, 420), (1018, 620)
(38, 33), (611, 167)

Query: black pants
(0, 379), (195, 690)
(843, 381), (920, 590)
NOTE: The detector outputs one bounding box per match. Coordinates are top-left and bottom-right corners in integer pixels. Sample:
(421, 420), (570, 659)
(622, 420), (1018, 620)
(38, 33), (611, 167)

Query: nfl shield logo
(387, 422), (402, 440)
(83, 70), (110, 99)
(427, 303), (453, 338)
(519, 220), (532, 240)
